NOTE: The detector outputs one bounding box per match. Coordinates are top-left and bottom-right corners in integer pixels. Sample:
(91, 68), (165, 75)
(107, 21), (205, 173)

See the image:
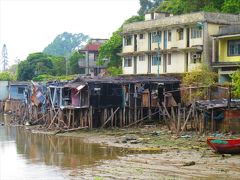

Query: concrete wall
(0, 81), (9, 101)
(219, 36), (240, 62)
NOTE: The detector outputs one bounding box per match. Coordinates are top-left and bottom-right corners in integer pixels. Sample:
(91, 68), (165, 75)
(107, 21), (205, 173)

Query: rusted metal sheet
(223, 110), (240, 132)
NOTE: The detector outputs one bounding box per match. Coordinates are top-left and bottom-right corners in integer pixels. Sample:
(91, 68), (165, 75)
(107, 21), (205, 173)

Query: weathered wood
(180, 103), (194, 134)
(101, 107), (120, 128)
(123, 107), (126, 126)
(177, 103), (181, 133)
(111, 108), (114, 127)
(55, 126), (88, 134)
(125, 110), (160, 128)
(48, 108), (60, 129)
(119, 109), (123, 127)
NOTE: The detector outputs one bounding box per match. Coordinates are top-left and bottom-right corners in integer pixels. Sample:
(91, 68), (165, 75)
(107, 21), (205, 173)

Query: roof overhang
(213, 33), (240, 39)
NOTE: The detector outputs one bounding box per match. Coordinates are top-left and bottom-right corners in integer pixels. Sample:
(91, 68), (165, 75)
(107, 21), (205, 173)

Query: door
(148, 33), (152, 50)
(134, 34), (137, 51)
(163, 54), (167, 73)
(186, 28), (190, 47)
(164, 31), (167, 49)
(134, 56), (137, 74)
(148, 55), (151, 73)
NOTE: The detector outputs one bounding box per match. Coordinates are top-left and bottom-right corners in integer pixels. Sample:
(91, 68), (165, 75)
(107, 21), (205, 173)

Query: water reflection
(0, 115), (124, 179)
(15, 128), (123, 168)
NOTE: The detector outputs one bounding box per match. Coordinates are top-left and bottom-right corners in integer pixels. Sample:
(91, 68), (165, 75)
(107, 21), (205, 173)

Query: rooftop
(122, 12), (240, 34)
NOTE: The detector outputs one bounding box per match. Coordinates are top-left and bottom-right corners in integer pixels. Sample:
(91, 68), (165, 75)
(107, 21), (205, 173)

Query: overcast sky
(0, 0), (140, 66)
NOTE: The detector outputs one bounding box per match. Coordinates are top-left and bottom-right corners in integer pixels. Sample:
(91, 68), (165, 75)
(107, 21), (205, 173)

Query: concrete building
(212, 25), (240, 83)
(121, 12), (240, 75)
(78, 39), (109, 76)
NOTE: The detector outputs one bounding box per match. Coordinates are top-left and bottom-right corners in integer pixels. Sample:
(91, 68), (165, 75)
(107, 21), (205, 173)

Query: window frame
(177, 28), (184, 40)
(191, 27), (202, 39)
(152, 31), (162, 43)
(139, 55), (145, 61)
(124, 57), (132, 67)
(228, 39), (240, 56)
(18, 87), (25, 94)
(124, 35), (132, 46)
(139, 34), (144, 39)
(152, 55), (161, 66)
(167, 54), (171, 65)
(168, 31), (172, 42)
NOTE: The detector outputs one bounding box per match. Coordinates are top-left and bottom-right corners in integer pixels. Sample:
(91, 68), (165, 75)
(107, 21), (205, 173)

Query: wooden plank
(101, 107), (120, 128)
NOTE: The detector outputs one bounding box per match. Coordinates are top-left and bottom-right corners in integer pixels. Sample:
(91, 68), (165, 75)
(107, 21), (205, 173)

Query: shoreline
(5, 124), (240, 179)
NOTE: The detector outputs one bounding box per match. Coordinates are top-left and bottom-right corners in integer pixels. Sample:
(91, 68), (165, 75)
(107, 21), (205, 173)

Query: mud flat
(30, 126), (240, 179)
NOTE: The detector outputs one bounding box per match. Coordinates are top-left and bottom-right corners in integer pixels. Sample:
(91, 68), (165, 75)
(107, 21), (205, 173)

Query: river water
(0, 114), (124, 180)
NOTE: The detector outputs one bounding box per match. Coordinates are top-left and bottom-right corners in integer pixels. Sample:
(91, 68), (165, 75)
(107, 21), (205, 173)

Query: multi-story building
(212, 25), (240, 83)
(121, 12), (240, 75)
(78, 39), (108, 76)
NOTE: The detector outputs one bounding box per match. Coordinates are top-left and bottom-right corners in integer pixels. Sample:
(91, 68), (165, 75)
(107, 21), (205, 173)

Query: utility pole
(2, 44), (8, 71)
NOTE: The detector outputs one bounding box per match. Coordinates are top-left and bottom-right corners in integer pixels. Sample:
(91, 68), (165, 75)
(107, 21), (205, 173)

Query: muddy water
(0, 115), (124, 180)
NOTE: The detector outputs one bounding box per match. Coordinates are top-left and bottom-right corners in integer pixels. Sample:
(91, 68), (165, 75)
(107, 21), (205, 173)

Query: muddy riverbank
(27, 125), (240, 179)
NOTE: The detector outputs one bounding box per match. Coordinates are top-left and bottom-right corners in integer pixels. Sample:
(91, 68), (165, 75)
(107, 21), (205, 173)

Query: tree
(222, 0), (240, 14)
(230, 70), (240, 97)
(138, 0), (164, 15)
(0, 71), (16, 81)
(43, 32), (89, 57)
(68, 51), (85, 75)
(17, 52), (65, 80)
(182, 64), (217, 101)
(97, 15), (144, 75)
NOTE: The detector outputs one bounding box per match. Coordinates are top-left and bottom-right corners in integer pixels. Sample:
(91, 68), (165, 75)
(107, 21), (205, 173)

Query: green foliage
(68, 51), (84, 75)
(43, 32), (89, 57)
(230, 70), (240, 97)
(97, 29), (122, 68)
(97, 15), (144, 71)
(138, 0), (164, 15)
(17, 52), (65, 81)
(32, 74), (77, 82)
(123, 15), (144, 25)
(183, 64), (217, 86)
(182, 64), (217, 102)
(0, 71), (16, 81)
(222, 0), (240, 14)
(157, 0), (240, 15)
(107, 67), (122, 76)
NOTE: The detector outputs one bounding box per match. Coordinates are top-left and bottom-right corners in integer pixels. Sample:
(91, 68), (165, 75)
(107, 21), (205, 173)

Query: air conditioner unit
(191, 53), (201, 59)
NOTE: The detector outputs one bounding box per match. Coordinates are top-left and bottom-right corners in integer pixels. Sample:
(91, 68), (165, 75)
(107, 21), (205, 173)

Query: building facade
(121, 12), (240, 75)
(212, 25), (240, 83)
(78, 39), (109, 76)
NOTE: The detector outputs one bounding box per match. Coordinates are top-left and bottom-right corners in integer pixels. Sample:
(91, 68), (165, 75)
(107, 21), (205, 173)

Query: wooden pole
(177, 103), (181, 133)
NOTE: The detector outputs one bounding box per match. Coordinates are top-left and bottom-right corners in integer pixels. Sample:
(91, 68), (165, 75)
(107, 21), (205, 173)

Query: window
(228, 40), (240, 56)
(152, 31), (162, 43)
(168, 31), (172, 41)
(124, 57), (132, 67)
(139, 34), (144, 39)
(139, 55), (145, 61)
(191, 53), (202, 63)
(152, 55), (161, 66)
(124, 35), (132, 46)
(191, 28), (202, 38)
(177, 28), (184, 40)
(18, 87), (24, 94)
(168, 54), (171, 65)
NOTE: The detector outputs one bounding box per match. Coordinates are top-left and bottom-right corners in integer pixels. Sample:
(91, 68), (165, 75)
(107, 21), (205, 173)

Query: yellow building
(121, 12), (240, 75)
(212, 25), (240, 83)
